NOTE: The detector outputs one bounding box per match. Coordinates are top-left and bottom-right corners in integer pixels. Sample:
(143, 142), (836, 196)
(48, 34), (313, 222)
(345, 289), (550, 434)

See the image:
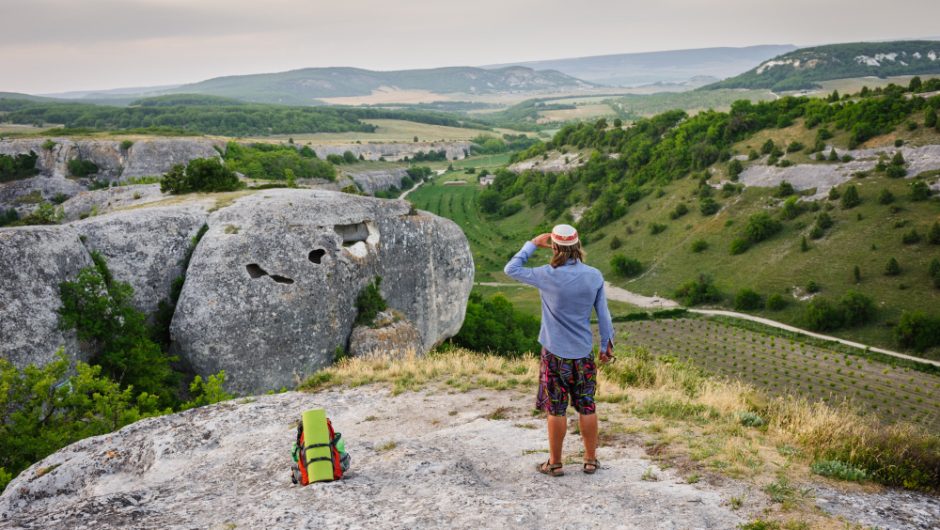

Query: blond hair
(550, 242), (585, 268)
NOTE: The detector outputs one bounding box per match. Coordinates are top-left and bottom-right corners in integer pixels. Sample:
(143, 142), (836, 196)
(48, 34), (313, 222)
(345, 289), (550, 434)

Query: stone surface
(309, 141), (470, 162)
(0, 138), (222, 182)
(345, 168), (408, 194)
(0, 225), (93, 368)
(74, 206), (209, 316)
(508, 150), (587, 173)
(0, 388), (748, 530)
(0, 176), (85, 216)
(348, 310), (423, 359)
(59, 184), (168, 221)
(170, 189), (473, 394)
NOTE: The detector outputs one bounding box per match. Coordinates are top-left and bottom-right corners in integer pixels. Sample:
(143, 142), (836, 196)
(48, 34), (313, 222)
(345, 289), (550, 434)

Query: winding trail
(477, 281), (940, 368)
(400, 169), (445, 200)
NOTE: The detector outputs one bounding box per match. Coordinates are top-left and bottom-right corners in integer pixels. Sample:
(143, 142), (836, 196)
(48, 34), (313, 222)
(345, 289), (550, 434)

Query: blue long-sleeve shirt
(504, 241), (614, 359)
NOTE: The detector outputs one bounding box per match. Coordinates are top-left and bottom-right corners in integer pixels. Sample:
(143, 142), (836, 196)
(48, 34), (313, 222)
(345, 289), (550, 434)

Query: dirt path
(400, 169), (445, 200)
(479, 281), (940, 368)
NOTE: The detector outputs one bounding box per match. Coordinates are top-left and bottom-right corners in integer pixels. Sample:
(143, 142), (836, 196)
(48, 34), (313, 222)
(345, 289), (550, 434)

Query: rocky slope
(313, 141), (472, 162)
(0, 189), (473, 393)
(2, 385), (935, 530)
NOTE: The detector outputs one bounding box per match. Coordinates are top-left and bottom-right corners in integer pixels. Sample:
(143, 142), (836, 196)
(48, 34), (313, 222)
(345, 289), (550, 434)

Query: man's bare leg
(547, 414), (567, 465)
(579, 412), (598, 462)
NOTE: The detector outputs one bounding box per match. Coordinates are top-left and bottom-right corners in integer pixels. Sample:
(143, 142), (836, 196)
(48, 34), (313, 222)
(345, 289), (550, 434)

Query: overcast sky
(2, 0), (938, 94)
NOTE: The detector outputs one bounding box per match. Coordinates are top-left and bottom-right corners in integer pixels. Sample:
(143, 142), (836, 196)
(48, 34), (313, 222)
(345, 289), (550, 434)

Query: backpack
(291, 410), (350, 485)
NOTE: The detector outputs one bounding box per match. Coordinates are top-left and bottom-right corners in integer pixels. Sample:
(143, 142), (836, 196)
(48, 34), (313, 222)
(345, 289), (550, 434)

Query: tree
(894, 311), (940, 351)
(728, 159), (743, 180)
(160, 158), (242, 194)
(885, 257), (901, 276)
(926, 108), (938, 129)
(853, 265), (861, 283)
(840, 290), (875, 326)
(744, 212), (782, 243)
(803, 298), (845, 331)
(453, 293), (539, 356)
(929, 221), (940, 245)
(840, 185), (860, 209)
(828, 148), (839, 162)
(674, 274), (722, 306)
(909, 76), (922, 92)
(766, 294), (786, 310)
(910, 180), (930, 201)
(734, 288), (763, 310)
(878, 188), (895, 204)
(342, 150), (358, 164)
(761, 139), (775, 155)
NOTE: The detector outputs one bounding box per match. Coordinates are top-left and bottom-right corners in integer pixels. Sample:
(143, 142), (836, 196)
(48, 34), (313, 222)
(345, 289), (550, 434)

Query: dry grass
(301, 346), (939, 494)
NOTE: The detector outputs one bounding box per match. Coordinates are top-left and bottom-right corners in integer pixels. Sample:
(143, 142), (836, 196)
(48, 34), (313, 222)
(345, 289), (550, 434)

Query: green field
(621, 318), (940, 431)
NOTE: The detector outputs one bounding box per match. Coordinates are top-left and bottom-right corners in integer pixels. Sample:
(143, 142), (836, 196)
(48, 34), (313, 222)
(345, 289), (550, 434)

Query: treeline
(486, 84), (940, 233)
(0, 152), (39, 182)
(0, 96), (490, 137)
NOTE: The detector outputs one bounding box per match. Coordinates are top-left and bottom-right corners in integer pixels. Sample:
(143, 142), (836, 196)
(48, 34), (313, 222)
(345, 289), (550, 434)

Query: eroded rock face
(310, 141), (470, 162)
(346, 168), (408, 194)
(74, 207), (208, 316)
(59, 184), (167, 221)
(348, 310), (423, 359)
(171, 189), (473, 394)
(0, 176), (85, 216)
(0, 138), (222, 182)
(0, 226), (93, 368)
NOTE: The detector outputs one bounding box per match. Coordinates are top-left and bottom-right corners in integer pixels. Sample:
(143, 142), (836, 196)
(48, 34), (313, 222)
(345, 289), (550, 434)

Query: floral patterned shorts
(536, 348), (597, 416)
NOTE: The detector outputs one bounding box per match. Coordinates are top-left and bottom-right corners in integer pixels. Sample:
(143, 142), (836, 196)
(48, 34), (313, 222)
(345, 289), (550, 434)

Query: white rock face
(0, 225), (94, 368)
(345, 168), (409, 194)
(309, 141), (471, 162)
(170, 189), (474, 394)
(508, 150), (586, 173)
(0, 388), (748, 530)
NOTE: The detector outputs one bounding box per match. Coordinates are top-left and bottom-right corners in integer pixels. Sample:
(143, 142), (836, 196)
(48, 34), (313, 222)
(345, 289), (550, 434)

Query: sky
(1, 0), (939, 94)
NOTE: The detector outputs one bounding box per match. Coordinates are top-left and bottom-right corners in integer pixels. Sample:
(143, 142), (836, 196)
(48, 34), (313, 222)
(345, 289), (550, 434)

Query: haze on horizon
(2, 0), (939, 94)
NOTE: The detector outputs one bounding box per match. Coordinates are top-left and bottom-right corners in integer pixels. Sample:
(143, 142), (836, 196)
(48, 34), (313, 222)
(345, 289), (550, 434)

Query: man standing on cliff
(504, 224), (614, 476)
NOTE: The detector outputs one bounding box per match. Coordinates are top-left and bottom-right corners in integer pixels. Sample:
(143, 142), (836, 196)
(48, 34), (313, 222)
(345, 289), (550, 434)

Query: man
(504, 224), (614, 477)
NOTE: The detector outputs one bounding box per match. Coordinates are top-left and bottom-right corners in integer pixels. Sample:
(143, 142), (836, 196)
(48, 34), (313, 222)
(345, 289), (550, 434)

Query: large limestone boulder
(0, 226), (94, 368)
(60, 184), (167, 221)
(74, 206), (208, 316)
(0, 176), (86, 216)
(121, 139), (221, 179)
(171, 189), (473, 393)
(346, 168), (408, 194)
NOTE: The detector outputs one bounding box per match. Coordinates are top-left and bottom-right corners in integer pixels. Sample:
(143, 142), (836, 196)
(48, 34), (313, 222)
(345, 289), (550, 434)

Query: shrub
(929, 222), (940, 245)
(929, 258), (940, 288)
(775, 181), (795, 197)
(610, 255), (644, 277)
(67, 159), (99, 178)
(910, 180), (930, 201)
(690, 239), (708, 253)
(840, 290), (875, 326)
(649, 223), (666, 235)
(894, 311), (940, 351)
(802, 298), (845, 331)
(815, 211), (834, 230)
(901, 229), (921, 245)
(738, 411), (766, 427)
(734, 288), (763, 310)
(41, 139), (56, 151)
(727, 159), (743, 179)
(699, 198), (720, 215)
(886, 165), (907, 178)
(674, 274), (722, 306)
(927, 108), (938, 128)
(811, 460), (868, 482)
(766, 294), (786, 310)
(786, 141), (804, 153)
(669, 203), (689, 220)
(878, 188), (895, 204)
(827, 148), (839, 161)
(780, 196), (801, 220)
(452, 292), (539, 355)
(0, 208), (19, 227)
(827, 187), (840, 201)
(840, 185), (860, 209)
(160, 158), (242, 194)
(120, 140), (134, 151)
(354, 277), (387, 326)
(729, 237), (751, 255)
(760, 139), (775, 155)
(744, 212), (782, 244)
(885, 257), (901, 276)
(608, 236), (622, 250)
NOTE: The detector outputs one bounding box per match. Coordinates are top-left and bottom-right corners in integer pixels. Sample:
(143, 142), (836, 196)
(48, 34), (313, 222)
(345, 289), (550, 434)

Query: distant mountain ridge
(704, 41), (940, 91)
(484, 45), (797, 87)
(163, 66), (594, 105)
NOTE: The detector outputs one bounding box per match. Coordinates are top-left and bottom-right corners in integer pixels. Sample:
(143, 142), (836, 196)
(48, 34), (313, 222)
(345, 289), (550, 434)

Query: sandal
(536, 460), (564, 477)
(583, 458), (600, 474)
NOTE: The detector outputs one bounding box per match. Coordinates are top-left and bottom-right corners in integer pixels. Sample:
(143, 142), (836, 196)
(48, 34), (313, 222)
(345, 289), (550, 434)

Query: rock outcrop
(345, 168), (409, 194)
(74, 207), (208, 316)
(0, 226), (93, 368)
(309, 141), (470, 162)
(0, 138), (222, 182)
(348, 310), (423, 359)
(171, 189), (473, 394)
(0, 176), (85, 216)
(0, 388), (749, 530)
(59, 184), (167, 221)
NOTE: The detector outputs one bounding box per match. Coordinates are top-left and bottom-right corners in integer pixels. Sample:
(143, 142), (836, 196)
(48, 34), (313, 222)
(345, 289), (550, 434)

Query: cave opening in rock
(246, 263), (267, 278)
(308, 249), (326, 264)
(269, 275), (295, 284)
(334, 222), (370, 248)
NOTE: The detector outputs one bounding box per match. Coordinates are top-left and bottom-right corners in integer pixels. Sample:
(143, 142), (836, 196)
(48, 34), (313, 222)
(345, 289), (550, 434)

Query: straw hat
(551, 224), (579, 246)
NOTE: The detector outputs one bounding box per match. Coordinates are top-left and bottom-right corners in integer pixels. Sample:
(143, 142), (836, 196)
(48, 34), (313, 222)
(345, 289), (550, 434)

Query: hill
(167, 66), (595, 105)
(415, 81), (940, 358)
(485, 45), (797, 87)
(704, 41), (940, 91)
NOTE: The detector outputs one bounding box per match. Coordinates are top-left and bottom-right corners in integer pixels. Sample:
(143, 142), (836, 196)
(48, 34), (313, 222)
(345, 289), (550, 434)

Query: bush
(775, 181), (795, 197)
(744, 212), (782, 244)
(811, 460), (868, 482)
(885, 257), (901, 276)
(452, 292), (539, 355)
(786, 141), (804, 153)
(910, 180), (930, 201)
(699, 197), (720, 215)
(67, 159), (98, 178)
(649, 223), (666, 235)
(840, 185), (861, 209)
(160, 158), (242, 194)
(827, 187), (840, 201)
(225, 142), (335, 181)
(354, 277), (387, 326)
(674, 274), (722, 306)
(766, 294), (786, 310)
(669, 202), (689, 220)
(929, 258), (940, 288)
(802, 298), (845, 331)
(690, 239), (708, 253)
(120, 140), (134, 151)
(610, 255), (644, 277)
(727, 159), (743, 179)
(729, 237), (751, 255)
(840, 290), (876, 326)
(894, 311), (940, 351)
(901, 229), (922, 245)
(780, 196), (801, 220)
(878, 188), (895, 204)
(608, 236), (622, 250)
(929, 222), (940, 245)
(886, 165), (907, 178)
(734, 288), (763, 310)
